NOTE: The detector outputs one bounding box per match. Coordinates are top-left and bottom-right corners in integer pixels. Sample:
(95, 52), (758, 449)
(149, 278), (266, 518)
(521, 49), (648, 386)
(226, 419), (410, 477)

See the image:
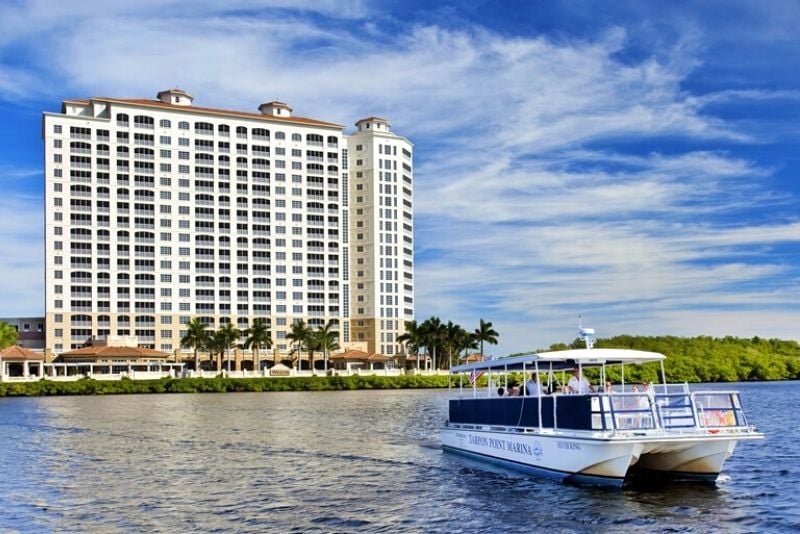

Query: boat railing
(448, 389), (750, 435)
(691, 391), (748, 430)
(589, 393), (657, 432)
(653, 393), (698, 431)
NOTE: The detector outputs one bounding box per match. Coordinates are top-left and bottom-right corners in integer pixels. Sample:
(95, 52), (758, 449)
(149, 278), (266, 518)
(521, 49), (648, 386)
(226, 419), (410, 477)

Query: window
(178, 121), (190, 130)
(54, 124), (62, 134)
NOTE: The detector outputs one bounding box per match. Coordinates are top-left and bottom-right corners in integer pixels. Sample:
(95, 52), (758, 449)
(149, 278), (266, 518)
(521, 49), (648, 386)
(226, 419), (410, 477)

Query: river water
(0, 381), (797, 533)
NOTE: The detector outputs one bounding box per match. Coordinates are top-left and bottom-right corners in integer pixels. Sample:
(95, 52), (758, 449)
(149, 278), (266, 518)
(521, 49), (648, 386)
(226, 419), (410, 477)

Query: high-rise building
(42, 89), (413, 363)
(347, 118), (415, 355)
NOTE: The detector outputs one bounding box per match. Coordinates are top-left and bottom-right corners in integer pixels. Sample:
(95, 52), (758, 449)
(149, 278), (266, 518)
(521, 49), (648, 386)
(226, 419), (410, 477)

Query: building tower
(347, 117), (414, 356)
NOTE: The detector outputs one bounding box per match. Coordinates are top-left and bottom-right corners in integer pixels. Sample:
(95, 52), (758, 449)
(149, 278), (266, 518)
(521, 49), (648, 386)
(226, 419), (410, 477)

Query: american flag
(469, 369), (485, 384)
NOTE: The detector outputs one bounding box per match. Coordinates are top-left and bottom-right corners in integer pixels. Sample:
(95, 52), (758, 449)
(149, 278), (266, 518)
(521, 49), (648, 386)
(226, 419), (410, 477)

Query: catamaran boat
(441, 328), (763, 487)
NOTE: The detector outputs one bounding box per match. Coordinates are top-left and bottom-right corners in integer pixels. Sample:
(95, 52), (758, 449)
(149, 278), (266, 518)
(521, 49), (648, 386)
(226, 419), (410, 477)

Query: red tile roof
(62, 97), (344, 129)
(59, 346), (170, 360)
(331, 349), (370, 360)
(0, 345), (44, 360)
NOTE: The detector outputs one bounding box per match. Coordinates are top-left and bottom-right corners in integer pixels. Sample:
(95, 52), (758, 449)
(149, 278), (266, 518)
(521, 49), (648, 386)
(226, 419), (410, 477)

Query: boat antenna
(578, 316), (595, 350)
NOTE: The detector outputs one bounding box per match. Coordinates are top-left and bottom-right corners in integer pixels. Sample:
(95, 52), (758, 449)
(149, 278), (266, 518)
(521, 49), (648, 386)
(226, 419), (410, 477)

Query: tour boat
(441, 328), (763, 487)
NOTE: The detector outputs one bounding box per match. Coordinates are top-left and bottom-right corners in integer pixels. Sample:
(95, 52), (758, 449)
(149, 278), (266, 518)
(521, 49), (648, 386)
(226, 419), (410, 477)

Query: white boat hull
(633, 438), (738, 481)
(441, 426), (757, 487)
(441, 427), (643, 486)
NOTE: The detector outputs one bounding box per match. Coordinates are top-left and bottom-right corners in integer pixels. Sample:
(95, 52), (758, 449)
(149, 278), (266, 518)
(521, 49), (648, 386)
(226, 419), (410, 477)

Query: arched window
(252, 128), (269, 139)
(134, 115), (154, 127)
(160, 119), (171, 128)
(194, 122), (213, 134)
(116, 113), (129, 124)
(70, 184), (91, 195)
(178, 121), (190, 130)
(275, 131), (285, 140)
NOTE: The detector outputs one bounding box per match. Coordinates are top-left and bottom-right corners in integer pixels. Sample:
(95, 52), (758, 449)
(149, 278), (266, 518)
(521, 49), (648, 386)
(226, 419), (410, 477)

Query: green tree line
(545, 335), (800, 383)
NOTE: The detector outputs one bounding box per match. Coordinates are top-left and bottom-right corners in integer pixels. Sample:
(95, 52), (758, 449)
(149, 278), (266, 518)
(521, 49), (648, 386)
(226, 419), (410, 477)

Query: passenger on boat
(566, 367), (595, 394)
(524, 372), (542, 396)
(497, 387), (505, 397)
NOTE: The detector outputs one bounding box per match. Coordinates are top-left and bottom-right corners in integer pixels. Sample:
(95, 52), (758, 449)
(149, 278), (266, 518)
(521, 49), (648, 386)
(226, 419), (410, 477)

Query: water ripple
(0, 384), (797, 532)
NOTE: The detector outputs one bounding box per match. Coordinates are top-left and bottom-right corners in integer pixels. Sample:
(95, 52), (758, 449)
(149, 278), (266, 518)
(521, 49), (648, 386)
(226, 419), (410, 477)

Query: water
(0, 382), (797, 533)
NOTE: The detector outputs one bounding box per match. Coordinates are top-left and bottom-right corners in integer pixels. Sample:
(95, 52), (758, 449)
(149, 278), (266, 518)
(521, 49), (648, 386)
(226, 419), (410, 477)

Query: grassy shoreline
(0, 375), (455, 397)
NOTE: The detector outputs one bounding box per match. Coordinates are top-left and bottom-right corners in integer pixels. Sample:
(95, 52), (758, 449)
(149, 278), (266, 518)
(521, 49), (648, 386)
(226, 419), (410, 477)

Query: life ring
(703, 410), (726, 430)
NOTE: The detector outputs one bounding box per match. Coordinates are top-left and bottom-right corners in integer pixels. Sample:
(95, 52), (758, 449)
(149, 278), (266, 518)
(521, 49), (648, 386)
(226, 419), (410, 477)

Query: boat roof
(450, 348), (665, 373)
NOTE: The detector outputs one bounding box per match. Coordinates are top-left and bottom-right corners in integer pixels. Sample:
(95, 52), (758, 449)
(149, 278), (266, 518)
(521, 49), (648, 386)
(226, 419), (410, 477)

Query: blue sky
(0, 0), (798, 354)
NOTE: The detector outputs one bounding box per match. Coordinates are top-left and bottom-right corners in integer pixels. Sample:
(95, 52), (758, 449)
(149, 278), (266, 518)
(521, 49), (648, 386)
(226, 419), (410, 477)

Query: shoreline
(0, 375), (454, 397)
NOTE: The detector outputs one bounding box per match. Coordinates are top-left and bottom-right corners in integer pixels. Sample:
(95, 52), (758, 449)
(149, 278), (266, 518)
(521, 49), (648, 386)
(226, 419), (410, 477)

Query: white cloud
(0, 2), (797, 352)
(0, 194), (44, 315)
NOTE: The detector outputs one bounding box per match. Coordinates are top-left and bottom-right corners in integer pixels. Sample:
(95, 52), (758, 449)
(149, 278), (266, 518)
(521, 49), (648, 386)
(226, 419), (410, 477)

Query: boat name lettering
(468, 435), (533, 456)
(557, 441), (581, 451)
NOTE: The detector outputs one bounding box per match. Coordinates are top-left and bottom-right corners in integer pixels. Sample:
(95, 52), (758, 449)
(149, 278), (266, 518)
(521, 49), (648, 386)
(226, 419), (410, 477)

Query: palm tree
(443, 321), (465, 369)
(316, 319), (340, 372)
(474, 318), (499, 359)
(420, 316), (444, 371)
(287, 320), (311, 371)
(397, 320), (424, 370)
(306, 330), (322, 372)
(244, 318), (272, 372)
(218, 323), (241, 372)
(206, 329), (226, 372)
(457, 329), (479, 364)
(180, 318), (208, 372)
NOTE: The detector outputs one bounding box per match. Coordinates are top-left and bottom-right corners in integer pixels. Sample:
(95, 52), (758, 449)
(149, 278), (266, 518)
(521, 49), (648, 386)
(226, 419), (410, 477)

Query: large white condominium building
(42, 89), (413, 359)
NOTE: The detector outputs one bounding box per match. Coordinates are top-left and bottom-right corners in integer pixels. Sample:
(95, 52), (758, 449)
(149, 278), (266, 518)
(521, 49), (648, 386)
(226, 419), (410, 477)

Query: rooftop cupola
(355, 117), (390, 132)
(156, 88), (194, 106)
(259, 101), (293, 118)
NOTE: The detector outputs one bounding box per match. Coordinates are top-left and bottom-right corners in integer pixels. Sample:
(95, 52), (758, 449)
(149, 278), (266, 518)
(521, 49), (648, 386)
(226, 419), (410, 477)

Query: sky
(0, 0), (798, 355)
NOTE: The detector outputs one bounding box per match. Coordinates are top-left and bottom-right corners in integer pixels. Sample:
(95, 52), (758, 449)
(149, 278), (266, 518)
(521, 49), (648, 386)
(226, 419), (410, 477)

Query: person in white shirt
(566, 367), (594, 394)
(524, 372), (542, 396)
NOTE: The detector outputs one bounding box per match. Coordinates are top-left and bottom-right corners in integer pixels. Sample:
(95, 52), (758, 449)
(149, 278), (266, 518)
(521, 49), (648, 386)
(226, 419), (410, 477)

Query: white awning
(450, 348), (665, 373)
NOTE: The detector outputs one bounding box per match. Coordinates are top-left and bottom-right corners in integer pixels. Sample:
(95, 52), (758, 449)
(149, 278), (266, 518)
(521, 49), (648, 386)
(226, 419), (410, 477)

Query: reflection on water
(0, 382), (798, 532)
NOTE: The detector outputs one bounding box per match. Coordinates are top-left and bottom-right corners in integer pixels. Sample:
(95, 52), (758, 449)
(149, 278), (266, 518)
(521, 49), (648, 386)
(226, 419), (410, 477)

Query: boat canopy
(450, 348), (665, 374)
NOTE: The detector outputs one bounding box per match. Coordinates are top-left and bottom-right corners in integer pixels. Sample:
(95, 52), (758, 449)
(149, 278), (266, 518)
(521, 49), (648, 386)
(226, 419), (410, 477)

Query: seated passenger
(566, 367), (595, 394)
(524, 372), (542, 396)
(497, 386), (505, 397)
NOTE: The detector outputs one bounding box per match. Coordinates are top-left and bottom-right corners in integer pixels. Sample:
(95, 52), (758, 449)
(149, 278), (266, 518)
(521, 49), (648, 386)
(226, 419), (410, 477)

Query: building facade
(347, 118), (415, 355)
(42, 89), (413, 359)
